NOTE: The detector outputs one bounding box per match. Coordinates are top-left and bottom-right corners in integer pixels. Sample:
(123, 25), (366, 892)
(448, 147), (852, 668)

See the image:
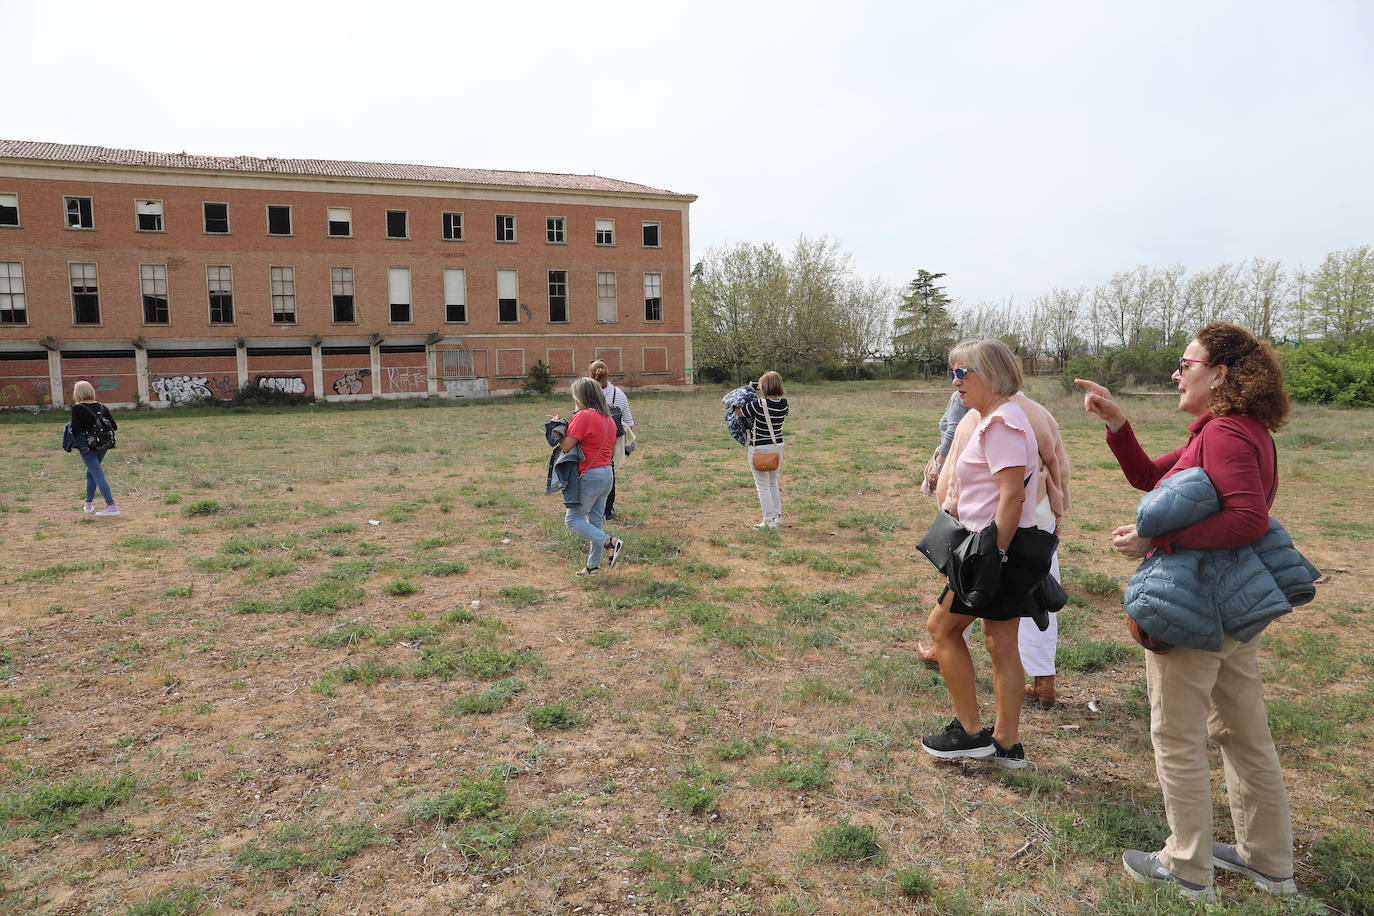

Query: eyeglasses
(1177, 357), (1211, 373)
(950, 367), (976, 381)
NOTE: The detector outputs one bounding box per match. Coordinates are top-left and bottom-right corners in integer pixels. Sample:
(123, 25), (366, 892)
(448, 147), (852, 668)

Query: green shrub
(409, 775), (506, 823)
(447, 678), (527, 715)
(182, 499), (222, 517)
(0, 772), (136, 837)
(1309, 828), (1374, 915)
(383, 578), (419, 596)
(1283, 334), (1374, 406)
(125, 886), (204, 916)
(893, 865), (934, 897)
(522, 360), (556, 395)
(662, 778), (724, 816)
(526, 701), (582, 730)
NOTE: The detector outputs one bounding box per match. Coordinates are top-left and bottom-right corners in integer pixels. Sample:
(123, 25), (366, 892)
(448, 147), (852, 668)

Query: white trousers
(748, 443), (783, 526)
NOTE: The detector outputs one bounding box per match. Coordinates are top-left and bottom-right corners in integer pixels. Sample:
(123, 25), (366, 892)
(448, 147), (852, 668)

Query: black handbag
(914, 510), (967, 573)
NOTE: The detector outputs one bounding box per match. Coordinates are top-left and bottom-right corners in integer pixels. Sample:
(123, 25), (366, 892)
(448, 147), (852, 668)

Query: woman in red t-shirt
(554, 377), (624, 576)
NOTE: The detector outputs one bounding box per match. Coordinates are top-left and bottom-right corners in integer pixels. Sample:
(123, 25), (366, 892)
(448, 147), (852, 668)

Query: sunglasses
(1177, 357), (1212, 373)
(950, 367), (976, 381)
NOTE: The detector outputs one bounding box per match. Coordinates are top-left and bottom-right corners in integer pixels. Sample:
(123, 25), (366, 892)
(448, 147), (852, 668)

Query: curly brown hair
(1195, 322), (1289, 430)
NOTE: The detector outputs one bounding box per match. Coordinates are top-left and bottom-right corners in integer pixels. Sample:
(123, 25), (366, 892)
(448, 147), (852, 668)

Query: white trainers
(82, 502), (95, 514)
(95, 505), (120, 517)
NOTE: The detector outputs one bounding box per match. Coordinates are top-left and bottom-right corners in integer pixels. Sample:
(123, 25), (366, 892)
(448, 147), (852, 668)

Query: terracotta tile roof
(0, 139), (693, 199)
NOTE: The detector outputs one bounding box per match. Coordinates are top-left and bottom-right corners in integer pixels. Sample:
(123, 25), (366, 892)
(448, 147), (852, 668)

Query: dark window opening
(143, 295), (169, 324)
(0, 202), (17, 226)
(333, 295), (355, 323)
(498, 298), (518, 322)
(328, 219), (350, 236)
(203, 203), (229, 233)
(66, 197), (94, 229)
(72, 291), (100, 324)
(548, 270), (568, 322)
(0, 306), (24, 323)
(646, 297), (663, 321)
(546, 217), (564, 244)
(209, 294), (234, 323)
(137, 212), (162, 231)
(390, 302), (411, 322)
(386, 210), (408, 238)
(267, 205), (292, 235)
(643, 223), (660, 247)
(274, 309), (296, 323)
(446, 303), (466, 322)
(443, 212), (463, 240)
(496, 215), (515, 242)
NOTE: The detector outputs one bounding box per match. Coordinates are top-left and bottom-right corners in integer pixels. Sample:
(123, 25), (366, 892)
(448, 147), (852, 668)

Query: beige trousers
(1145, 633), (1293, 886)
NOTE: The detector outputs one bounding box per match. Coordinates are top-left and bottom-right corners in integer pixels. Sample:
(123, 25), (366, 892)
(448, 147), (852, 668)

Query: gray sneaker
(1122, 850), (1216, 901)
(1213, 842), (1298, 896)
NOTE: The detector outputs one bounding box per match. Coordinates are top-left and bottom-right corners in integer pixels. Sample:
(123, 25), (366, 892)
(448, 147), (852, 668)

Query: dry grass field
(1, 381), (1371, 915)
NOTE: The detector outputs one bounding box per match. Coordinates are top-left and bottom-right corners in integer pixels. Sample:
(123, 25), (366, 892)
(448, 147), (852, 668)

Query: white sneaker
(83, 502), (95, 514)
(95, 505), (120, 517)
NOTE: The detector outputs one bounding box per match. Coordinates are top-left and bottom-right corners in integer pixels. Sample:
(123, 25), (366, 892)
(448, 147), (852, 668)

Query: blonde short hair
(948, 339), (1022, 397)
(73, 380), (97, 402)
(759, 371), (784, 398)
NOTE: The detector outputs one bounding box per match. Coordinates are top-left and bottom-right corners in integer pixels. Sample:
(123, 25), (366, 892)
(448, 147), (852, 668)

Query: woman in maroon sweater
(1076, 323), (1297, 902)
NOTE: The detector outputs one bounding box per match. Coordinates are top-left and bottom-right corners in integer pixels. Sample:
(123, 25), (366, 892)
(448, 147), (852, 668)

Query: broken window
(207, 265), (234, 323)
(65, 196), (94, 229)
(546, 216), (565, 244)
(271, 266), (296, 323)
(548, 270), (568, 322)
(642, 222), (660, 247)
(386, 210), (408, 239)
(389, 267), (411, 322)
(331, 267), (355, 322)
(328, 207), (352, 237)
(70, 262), (100, 323)
(0, 193), (17, 226)
(442, 212), (463, 241)
(644, 273), (663, 321)
(136, 199), (163, 231)
(445, 268), (466, 322)
(496, 214), (516, 242)
(267, 205), (292, 236)
(141, 264), (169, 323)
(203, 202), (229, 233)
(497, 269), (518, 322)
(0, 262), (26, 324)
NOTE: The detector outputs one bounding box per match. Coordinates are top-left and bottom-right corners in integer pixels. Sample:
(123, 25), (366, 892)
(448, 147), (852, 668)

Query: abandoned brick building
(0, 140), (695, 407)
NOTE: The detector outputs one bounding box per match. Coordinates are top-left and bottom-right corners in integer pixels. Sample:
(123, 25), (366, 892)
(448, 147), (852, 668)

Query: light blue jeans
(80, 449), (114, 505)
(565, 465), (614, 568)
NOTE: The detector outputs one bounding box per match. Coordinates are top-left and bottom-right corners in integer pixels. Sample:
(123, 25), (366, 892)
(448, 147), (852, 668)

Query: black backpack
(86, 410), (117, 451)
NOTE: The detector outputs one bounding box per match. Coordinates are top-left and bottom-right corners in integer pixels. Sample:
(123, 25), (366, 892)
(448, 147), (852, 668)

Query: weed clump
(236, 822), (381, 874)
(893, 865), (934, 897)
(182, 499), (222, 517)
(526, 701), (582, 730)
(0, 772), (136, 837)
(410, 774), (506, 823)
(1310, 828), (1374, 915)
(811, 817), (884, 864)
(446, 678), (527, 715)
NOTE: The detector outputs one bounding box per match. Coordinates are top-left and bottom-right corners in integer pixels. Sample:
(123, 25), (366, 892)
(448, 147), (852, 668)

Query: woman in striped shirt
(735, 371), (789, 528)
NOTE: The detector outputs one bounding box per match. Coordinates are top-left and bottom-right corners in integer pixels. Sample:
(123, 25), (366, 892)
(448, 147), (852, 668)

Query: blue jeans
(565, 465), (614, 568)
(80, 449), (114, 505)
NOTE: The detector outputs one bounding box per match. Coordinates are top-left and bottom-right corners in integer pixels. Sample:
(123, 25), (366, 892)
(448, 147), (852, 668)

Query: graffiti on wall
(93, 377), (120, 392)
(386, 367), (427, 392)
(332, 369), (370, 395)
(152, 375), (213, 403)
(0, 384), (20, 405)
(256, 376), (306, 394)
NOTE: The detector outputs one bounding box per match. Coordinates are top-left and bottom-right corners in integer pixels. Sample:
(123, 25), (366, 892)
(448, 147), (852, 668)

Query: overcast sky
(6, 0), (1372, 308)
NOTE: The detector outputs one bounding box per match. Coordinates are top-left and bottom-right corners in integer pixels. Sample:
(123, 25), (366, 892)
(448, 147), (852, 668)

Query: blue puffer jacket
(1124, 467), (1320, 651)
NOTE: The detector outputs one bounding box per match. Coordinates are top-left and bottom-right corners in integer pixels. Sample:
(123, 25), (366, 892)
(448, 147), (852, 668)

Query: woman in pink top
(555, 378), (624, 576)
(920, 339), (1040, 770)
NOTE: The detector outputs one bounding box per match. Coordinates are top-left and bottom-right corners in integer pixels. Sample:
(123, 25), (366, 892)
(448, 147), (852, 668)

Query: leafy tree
(892, 270), (956, 373)
(690, 242), (786, 384)
(1307, 244), (1374, 339)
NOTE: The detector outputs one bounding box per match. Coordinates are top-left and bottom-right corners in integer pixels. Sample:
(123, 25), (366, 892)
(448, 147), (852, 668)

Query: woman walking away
(588, 359), (633, 521)
(553, 377), (623, 577)
(1077, 323), (1307, 901)
(735, 371), (788, 529)
(70, 380), (119, 516)
(920, 340), (1055, 770)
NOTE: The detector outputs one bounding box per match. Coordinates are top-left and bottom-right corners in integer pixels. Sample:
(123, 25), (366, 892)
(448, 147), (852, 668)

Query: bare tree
(1234, 257), (1286, 339)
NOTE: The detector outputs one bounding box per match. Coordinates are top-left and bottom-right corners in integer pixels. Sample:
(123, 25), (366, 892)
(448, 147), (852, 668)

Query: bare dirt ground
(1, 383), (1370, 915)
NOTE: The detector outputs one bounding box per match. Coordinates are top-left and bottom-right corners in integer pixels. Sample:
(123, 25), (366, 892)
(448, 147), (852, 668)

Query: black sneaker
(921, 718), (994, 759)
(1212, 842), (1297, 895)
(992, 738), (1028, 769)
(1122, 850), (1216, 901)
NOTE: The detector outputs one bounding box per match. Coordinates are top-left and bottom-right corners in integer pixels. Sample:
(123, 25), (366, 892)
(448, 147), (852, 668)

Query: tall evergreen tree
(892, 270), (956, 373)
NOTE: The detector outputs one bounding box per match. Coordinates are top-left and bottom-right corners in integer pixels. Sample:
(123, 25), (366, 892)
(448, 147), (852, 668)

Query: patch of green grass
(715, 736), (769, 761)
(1063, 565), (1120, 597)
(1309, 828), (1374, 916)
(409, 774), (506, 823)
(585, 630), (627, 648)
(445, 678), (527, 715)
(893, 865), (934, 898)
(307, 622), (374, 648)
(382, 577), (419, 596)
(182, 499), (222, 517)
(17, 560), (108, 584)
(412, 560), (469, 576)
(125, 886), (204, 916)
(236, 822), (382, 874)
(1057, 639), (1133, 672)
(78, 820), (132, 840)
(413, 643), (537, 680)
(662, 777), (725, 816)
(860, 654), (943, 697)
(0, 772), (136, 837)
(498, 585), (547, 608)
(785, 677), (852, 704)
(1053, 795), (1168, 858)
(284, 580), (365, 614)
(160, 585), (194, 599)
(836, 512), (909, 533)
(116, 535), (171, 553)
(810, 817), (884, 864)
(678, 559), (730, 579)
(526, 700), (582, 730)
(313, 656), (405, 695)
(630, 535), (688, 563)
(449, 807), (557, 863)
(755, 758), (832, 791)
(373, 622), (443, 646)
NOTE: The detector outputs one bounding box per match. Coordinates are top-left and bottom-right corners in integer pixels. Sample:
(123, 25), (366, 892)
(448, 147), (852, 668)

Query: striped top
(741, 397), (789, 445)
